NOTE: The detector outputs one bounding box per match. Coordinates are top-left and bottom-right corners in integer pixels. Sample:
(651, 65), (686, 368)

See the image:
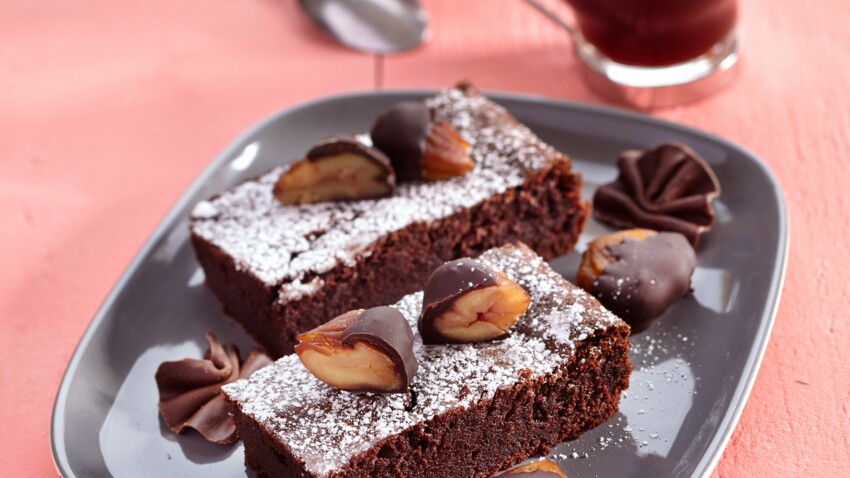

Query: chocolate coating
(419, 258), (498, 344)
(155, 332), (272, 444)
(342, 306), (418, 391)
(307, 135), (396, 191)
(593, 141), (721, 247)
(369, 101), (431, 181)
(274, 135), (397, 205)
(590, 232), (696, 333)
(307, 135), (394, 172)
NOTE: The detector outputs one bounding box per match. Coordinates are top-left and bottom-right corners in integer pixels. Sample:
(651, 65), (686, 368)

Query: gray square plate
(51, 90), (788, 478)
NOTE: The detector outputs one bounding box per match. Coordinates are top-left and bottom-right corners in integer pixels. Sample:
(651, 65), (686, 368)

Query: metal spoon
(523, 0), (575, 36)
(299, 0), (428, 53)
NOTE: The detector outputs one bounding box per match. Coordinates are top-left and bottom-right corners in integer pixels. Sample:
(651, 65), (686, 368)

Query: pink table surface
(1, 0), (848, 476)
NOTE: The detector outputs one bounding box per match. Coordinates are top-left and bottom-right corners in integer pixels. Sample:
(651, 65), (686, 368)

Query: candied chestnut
(576, 229), (657, 290)
(273, 136), (395, 205)
(577, 229), (696, 333)
(419, 258), (530, 344)
(370, 101), (473, 181)
(295, 306), (417, 393)
(501, 458), (567, 477)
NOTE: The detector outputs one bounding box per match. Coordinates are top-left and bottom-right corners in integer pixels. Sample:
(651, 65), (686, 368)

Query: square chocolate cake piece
(223, 243), (631, 478)
(190, 84), (589, 357)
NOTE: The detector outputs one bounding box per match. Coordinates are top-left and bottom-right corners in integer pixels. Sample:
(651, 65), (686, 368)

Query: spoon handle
(523, 0), (576, 36)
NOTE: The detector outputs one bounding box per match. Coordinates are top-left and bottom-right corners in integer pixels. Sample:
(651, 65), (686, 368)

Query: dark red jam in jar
(567, 0), (738, 67)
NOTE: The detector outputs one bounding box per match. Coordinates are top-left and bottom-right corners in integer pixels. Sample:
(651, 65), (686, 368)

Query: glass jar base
(575, 30), (740, 109)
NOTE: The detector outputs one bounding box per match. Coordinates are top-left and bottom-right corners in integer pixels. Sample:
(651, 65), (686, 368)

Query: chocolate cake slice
(223, 243), (631, 478)
(190, 84), (589, 357)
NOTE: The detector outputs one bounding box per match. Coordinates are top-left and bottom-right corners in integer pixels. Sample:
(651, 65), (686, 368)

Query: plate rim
(50, 88), (789, 478)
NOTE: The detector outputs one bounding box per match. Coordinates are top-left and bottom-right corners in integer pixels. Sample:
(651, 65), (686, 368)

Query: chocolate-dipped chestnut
(273, 136), (396, 205)
(577, 229), (696, 333)
(295, 306), (417, 393)
(370, 101), (473, 181)
(593, 141), (721, 247)
(419, 258), (530, 344)
(501, 458), (567, 477)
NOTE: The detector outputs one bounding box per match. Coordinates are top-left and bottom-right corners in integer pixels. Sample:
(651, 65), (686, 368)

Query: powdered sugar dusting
(223, 244), (622, 477)
(191, 200), (219, 220)
(190, 87), (565, 286)
(280, 276), (326, 302)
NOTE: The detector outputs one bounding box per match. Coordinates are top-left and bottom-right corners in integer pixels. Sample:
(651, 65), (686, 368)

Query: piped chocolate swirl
(155, 333), (272, 444)
(593, 142), (721, 247)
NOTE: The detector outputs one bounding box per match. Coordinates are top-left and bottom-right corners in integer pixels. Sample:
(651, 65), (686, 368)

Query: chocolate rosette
(593, 141), (721, 246)
(155, 332), (272, 444)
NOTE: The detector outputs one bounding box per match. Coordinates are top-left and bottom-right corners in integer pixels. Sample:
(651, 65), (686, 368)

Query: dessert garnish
(370, 101), (473, 181)
(295, 306), (418, 393)
(155, 332), (272, 444)
(419, 258), (530, 344)
(223, 244), (631, 478)
(577, 229), (696, 333)
(501, 458), (568, 477)
(190, 85), (589, 358)
(273, 136), (396, 205)
(593, 141), (721, 246)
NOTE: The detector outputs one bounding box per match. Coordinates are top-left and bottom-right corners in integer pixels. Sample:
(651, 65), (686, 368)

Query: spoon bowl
(299, 0), (428, 53)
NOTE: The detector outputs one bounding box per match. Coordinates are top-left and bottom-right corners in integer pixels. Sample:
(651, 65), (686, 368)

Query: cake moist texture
(190, 85), (589, 357)
(223, 243), (631, 478)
